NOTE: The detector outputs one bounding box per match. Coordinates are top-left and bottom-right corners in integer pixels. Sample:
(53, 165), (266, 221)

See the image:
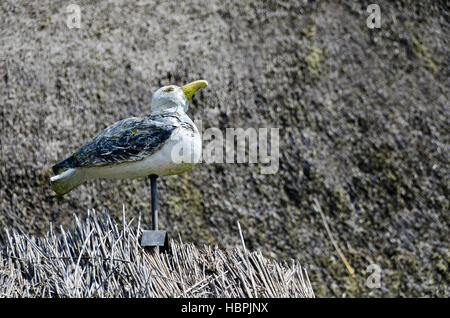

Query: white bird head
(150, 80), (208, 114)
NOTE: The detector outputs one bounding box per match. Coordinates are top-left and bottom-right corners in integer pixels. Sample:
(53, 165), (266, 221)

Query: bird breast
(84, 122), (202, 179)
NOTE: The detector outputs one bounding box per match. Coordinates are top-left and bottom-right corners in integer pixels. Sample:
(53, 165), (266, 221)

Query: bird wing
(52, 112), (181, 174)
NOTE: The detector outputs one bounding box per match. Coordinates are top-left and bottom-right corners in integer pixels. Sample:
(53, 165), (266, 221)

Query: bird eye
(164, 87), (174, 92)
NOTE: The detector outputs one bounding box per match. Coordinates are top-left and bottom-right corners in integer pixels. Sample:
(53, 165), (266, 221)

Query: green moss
(342, 275), (359, 296)
(132, 128), (137, 134)
(436, 259), (447, 273)
(413, 39), (438, 75)
(306, 46), (323, 78)
(165, 174), (214, 245)
(304, 25), (316, 40)
(332, 184), (349, 212)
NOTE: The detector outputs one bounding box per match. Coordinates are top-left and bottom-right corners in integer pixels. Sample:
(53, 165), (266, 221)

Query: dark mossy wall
(1, 0), (448, 297)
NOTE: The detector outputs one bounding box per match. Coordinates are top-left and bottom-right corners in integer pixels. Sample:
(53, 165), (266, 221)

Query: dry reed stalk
(0, 208), (315, 298)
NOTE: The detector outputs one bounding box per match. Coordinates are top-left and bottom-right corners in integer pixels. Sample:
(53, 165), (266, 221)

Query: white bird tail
(50, 168), (86, 195)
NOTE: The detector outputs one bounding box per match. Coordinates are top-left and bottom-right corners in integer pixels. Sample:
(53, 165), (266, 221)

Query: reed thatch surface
(0, 210), (314, 298)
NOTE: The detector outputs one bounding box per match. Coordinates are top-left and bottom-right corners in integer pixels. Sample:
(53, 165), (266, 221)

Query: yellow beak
(181, 80), (208, 101)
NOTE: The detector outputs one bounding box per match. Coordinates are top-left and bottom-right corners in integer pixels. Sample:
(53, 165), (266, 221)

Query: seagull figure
(50, 80), (208, 196)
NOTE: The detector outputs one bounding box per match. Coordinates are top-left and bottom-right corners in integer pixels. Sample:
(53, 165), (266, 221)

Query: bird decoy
(50, 80), (208, 250)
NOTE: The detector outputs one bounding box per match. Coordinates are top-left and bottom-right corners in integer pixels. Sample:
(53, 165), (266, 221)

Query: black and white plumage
(53, 113), (180, 172)
(50, 80), (207, 195)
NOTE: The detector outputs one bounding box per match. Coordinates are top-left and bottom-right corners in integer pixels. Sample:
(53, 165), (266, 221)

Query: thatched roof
(0, 210), (314, 298)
